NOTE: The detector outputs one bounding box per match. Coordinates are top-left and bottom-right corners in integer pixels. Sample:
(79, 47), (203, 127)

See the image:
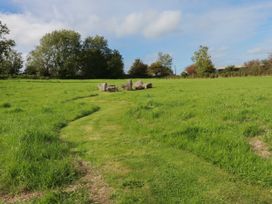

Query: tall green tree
(0, 21), (23, 75)
(80, 36), (109, 78)
(0, 21), (15, 63)
(192, 46), (214, 75)
(128, 58), (148, 78)
(157, 52), (173, 70)
(0, 50), (23, 75)
(80, 35), (124, 78)
(148, 62), (173, 77)
(107, 50), (124, 78)
(148, 52), (173, 77)
(26, 30), (81, 78)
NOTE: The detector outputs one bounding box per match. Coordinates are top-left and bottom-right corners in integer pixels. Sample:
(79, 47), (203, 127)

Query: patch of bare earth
(249, 138), (271, 158)
(1, 191), (43, 204)
(73, 161), (113, 204)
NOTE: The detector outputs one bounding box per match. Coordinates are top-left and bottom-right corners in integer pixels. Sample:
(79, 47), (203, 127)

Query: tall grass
(0, 80), (99, 193)
(123, 78), (272, 186)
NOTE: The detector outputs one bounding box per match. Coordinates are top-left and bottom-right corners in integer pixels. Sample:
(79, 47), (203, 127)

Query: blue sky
(1, 0), (272, 73)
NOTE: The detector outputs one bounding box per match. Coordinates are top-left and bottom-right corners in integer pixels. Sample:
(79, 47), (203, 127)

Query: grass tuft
(2, 102), (11, 108)
(243, 125), (264, 137)
(122, 180), (145, 189)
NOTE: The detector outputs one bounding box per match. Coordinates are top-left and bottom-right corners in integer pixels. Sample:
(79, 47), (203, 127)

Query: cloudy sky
(1, 0), (272, 73)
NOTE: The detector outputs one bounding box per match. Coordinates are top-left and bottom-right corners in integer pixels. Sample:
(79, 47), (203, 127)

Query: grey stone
(122, 79), (133, 91)
(106, 85), (118, 92)
(98, 83), (107, 91)
(134, 80), (145, 90)
(144, 83), (152, 89)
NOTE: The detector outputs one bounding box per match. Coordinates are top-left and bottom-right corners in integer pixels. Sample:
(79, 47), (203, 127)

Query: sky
(0, 0), (272, 73)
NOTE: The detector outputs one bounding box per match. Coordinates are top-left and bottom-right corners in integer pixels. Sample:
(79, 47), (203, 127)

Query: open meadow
(1, 77), (272, 203)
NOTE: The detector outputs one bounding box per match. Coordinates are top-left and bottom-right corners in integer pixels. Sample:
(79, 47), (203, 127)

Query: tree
(192, 46), (214, 75)
(80, 35), (124, 78)
(26, 30), (81, 78)
(244, 60), (263, 75)
(225, 65), (237, 72)
(107, 50), (124, 78)
(26, 31), (124, 79)
(184, 64), (197, 76)
(148, 61), (173, 77)
(128, 59), (148, 78)
(0, 50), (23, 75)
(80, 36), (109, 78)
(262, 54), (272, 72)
(0, 21), (15, 63)
(157, 52), (173, 70)
(147, 52), (173, 77)
(0, 21), (22, 75)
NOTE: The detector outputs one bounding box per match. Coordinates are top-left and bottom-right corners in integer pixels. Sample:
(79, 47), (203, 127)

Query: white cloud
(1, 1), (182, 56)
(144, 11), (181, 38)
(0, 12), (66, 54)
(112, 10), (181, 38)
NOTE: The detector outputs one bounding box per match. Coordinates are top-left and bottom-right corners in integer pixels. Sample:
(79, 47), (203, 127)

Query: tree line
(1, 20), (272, 79)
(25, 30), (124, 79)
(182, 46), (272, 78)
(0, 20), (174, 79)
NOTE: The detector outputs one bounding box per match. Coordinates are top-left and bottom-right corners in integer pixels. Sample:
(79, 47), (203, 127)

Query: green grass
(1, 78), (272, 203)
(30, 189), (91, 204)
(0, 80), (99, 195)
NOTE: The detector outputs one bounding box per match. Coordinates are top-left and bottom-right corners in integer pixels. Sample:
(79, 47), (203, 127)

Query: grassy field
(1, 78), (272, 203)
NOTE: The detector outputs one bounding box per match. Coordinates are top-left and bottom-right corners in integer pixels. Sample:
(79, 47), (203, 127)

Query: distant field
(1, 78), (272, 203)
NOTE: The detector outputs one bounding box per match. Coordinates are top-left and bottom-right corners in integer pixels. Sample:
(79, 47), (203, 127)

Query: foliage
(128, 58), (148, 78)
(26, 30), (81, 78)
(0, 21), (15, 62)
(244, 60), (264, 75)
(0, 21), (22, 75)
(0, 49), (23, 75)
(26, 33), (124, 79)
(106, 50), (125, 78)
(192, 45), (214, 75)
(184, 64), (197, 76)
(157, 52), (173, 70)
(80, 36), (124, 79)
(224, 65), (237, 72)
(148, 52), (173, 77)
(80, 35), (109, 78)
(148, 61), (173, 77)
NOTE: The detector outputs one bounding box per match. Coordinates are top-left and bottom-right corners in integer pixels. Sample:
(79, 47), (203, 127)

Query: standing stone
(98, 83), (107, 91)
(122, 79), (133, 91)
(127, 79), (133, 90)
